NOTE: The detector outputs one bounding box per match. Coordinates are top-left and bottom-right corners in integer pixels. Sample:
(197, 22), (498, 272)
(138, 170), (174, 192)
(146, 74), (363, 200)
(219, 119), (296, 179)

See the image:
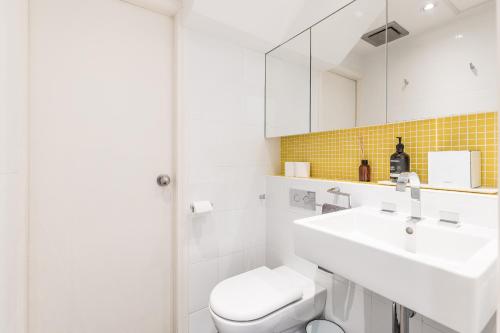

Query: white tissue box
(294, 162), (310, 178)
(284, 162), (295, 177)
(428, 151), (481, 189)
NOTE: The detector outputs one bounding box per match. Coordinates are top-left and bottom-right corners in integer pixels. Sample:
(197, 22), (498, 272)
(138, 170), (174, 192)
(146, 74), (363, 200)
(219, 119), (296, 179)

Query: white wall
(0, 1), (28, 332)
(266, 176), (497, 333)
(29, 1), (174, 332)
(181, 27), (280, 332)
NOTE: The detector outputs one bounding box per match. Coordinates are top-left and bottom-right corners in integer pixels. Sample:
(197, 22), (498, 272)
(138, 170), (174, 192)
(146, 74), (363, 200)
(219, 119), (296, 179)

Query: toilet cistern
(395, 172), (421, 221)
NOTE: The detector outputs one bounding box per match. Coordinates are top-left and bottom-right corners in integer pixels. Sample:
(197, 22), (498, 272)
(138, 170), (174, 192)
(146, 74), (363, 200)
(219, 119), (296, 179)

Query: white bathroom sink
(294, 206), (497, 333)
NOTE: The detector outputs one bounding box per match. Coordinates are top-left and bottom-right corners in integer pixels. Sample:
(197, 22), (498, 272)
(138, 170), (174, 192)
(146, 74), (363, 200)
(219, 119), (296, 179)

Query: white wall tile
(189, 259), (219, 313)
(219, 251), (245, 280)
(243, 96), (265, 127)
(190, 214), (219, 264)
(189, 308), (218, 333)
(243, 205), (266, 249)
(244, 245), (266, 271)
(183, 27), (279, 332)
(216, 210), (247, 256)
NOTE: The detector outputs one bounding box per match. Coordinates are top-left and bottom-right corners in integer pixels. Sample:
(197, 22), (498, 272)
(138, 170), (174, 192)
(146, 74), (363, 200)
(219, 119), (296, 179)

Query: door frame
(173, 14), (189, 333)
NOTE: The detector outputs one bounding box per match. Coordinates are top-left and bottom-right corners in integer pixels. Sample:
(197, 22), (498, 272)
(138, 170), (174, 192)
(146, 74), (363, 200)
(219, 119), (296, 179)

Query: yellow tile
(280, 112), (497, 187)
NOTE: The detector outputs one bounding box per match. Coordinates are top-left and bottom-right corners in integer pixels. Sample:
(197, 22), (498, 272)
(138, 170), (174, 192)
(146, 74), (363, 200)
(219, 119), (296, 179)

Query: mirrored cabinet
(265, 30), (311, 138)
(265, 0), (497, 138)
(387, 0), (497, 123)
(311, 0), (387, 131)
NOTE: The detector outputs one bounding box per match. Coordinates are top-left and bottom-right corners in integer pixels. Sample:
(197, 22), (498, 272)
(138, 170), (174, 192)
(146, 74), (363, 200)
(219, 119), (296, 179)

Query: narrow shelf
(377, 180), (498, 194)
(268, 176), (498, 195)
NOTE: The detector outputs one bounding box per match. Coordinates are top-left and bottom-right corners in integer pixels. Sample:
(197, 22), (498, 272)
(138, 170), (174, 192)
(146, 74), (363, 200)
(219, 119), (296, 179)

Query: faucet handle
(396, 178), (407, 192)
(327, 186), (341, 193)
(326, 186), (351, 209)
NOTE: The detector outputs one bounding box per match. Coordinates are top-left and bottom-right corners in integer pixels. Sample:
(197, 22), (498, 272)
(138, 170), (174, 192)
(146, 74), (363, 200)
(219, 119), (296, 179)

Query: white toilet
(209, 266), (326, 333)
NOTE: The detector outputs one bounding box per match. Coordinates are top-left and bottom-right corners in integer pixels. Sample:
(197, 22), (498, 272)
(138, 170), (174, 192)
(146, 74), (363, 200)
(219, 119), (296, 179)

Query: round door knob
(157, 174), (171, 187)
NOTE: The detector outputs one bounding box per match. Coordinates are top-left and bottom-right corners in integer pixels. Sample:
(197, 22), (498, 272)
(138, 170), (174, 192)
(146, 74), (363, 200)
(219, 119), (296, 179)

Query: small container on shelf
(284, 162), (295, 177)
(358, 136), (370, 182)
(294, 162), (311, 178)
(359, 159), (371, 182)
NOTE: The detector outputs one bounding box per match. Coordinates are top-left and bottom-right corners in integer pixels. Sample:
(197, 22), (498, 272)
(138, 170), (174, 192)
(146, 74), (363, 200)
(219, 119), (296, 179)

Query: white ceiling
(120, 0), (356, 51)
(122, 0), (492, 53)
(121, 0), (181, 15)
(448, 0), (491, 10)
(182, 0), (354, 52)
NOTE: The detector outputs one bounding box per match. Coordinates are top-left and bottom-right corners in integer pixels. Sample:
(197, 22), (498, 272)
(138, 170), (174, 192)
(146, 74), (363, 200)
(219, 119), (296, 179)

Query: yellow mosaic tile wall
(281, 112), (498, 187)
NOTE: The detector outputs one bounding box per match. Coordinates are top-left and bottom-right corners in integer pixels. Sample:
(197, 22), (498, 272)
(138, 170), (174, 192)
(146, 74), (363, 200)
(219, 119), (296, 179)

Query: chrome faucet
(327, 187), (351, 209)
(395, 172), (421, 221)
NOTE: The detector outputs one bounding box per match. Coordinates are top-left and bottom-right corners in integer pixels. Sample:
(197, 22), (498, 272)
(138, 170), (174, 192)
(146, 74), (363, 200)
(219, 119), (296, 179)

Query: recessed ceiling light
(455, 34), (464, 39)
(422, 3), (436, 11)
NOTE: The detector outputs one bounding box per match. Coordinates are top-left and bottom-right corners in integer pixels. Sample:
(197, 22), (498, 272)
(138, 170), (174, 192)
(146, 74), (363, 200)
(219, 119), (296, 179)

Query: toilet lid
(209, 267), (303, 322)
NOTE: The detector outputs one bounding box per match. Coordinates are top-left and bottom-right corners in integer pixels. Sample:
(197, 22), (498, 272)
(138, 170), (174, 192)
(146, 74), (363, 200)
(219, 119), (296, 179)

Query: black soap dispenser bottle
(390, 137), (410, 182)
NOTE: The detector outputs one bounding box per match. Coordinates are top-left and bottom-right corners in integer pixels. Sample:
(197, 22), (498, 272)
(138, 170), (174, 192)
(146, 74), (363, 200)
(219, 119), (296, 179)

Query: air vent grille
(361, 21), (409, 47)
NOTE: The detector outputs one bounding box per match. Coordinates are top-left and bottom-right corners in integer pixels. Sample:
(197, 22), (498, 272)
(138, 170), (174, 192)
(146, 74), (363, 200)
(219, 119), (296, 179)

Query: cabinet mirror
(386, 0), (497, 123)
(264, 0), (497, 138)
(265, 30), (310, 138)
(311, 0), (388, 131)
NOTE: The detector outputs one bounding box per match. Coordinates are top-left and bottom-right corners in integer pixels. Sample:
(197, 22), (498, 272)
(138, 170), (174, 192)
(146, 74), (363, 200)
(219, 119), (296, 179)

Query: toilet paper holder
(190, 201), (214, 214)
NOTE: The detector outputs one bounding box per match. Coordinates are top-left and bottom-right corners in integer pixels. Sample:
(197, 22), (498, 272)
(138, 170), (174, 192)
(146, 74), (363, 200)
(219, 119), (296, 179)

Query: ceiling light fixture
(422, 2), (436, 11)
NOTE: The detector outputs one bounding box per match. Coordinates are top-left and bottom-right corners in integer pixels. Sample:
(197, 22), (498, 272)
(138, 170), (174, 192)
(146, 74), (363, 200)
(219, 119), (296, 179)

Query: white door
(29, 1), (174, 332)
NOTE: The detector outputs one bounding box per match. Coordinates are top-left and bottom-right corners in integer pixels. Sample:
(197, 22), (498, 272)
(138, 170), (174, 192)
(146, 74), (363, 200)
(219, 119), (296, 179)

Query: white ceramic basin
(294, 206), (497, 333)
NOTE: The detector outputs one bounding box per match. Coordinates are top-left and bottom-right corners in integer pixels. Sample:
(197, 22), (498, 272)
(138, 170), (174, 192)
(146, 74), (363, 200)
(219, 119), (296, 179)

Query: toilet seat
(210, 266), (303, 321)
(209, 266), (327, 333)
